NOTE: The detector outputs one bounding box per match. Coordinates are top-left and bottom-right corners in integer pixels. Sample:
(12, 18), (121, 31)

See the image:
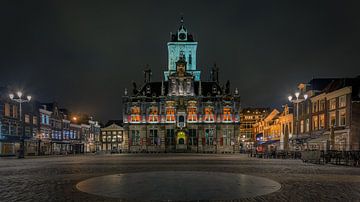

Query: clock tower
(164, 17), (201, 81)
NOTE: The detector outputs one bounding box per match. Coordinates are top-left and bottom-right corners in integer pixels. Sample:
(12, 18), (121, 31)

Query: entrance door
(176, 131), (187, 151)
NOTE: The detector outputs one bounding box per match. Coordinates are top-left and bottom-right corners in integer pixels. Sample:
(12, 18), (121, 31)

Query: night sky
(1, 0), (359, 122)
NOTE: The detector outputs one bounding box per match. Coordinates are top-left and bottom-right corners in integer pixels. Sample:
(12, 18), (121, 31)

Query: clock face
(179, 33), (186, 40)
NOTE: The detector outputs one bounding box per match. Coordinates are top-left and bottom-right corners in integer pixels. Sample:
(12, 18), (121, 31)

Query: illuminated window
(312, 116), (318, 131)
(204, 107), (215, 122)
(24, 114), (30, 123)
(131, 106), (141, 123)
(319, 99), (325, 111)
(329, 111), (336, 127)
(339, 95), (346, 108)
(319, 114), (325, 129)
(300, 120), (304, 133)
(306, 119), (310, 132)
(223, 107), (232, 122)
(166, 107), (175, 122)
(187, 107), (197, 122)
(4, 103), (10, 117)
(329, 99), (336, 110)
(339, 109), (346, 126)
(148, 106), (159, 123)
(312, 101), (318, 113)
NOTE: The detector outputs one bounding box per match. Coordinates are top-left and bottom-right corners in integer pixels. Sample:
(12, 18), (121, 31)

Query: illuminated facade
(122, 19), (241, 153)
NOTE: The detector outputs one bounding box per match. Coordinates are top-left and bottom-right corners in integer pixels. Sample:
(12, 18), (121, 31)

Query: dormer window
(204, 107), (215, 123)
(187, 107), (197, 122)
(130, 106), (141, 123)
(148, 106), (159, 123)
(166, 107), (176, 123)
(223, 107), (232, 122)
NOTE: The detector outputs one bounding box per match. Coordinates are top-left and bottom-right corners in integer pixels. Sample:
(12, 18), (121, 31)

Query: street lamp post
(9, 91), (31, 158)
(288, 92), (307, 151)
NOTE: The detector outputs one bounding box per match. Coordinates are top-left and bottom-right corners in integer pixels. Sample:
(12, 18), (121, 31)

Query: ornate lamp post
(9, 91), (31, 158)
(288, 92), (307, 150)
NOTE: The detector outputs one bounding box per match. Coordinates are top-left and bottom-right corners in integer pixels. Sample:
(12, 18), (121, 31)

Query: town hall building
(122, 19), (241, 153)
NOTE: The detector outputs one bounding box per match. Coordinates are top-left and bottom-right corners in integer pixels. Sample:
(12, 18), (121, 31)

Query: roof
(105, 120), (123, 127)
(322, 76), (360, 100)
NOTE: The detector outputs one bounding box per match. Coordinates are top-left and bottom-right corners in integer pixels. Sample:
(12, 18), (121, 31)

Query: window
(149, 129), (158, 145)
(131, 130), (140, 145)
(312, 116), (318, 131)
(148, 106), (159, 123)
(112, 134), (117, 142)
(187, 107), (197, 122)
(24, 114), (30, 123)
(300, 120), (304, 133)
(188, 129), (197, 145)
(329, 99), (336, 110)
(223, 107), (232, 122)
(166, 129), (175, 145)
(319, 99), (325, 111)
(205, 128), (214, 145)
(339, 109), (346, 126)
(306, 119), (310, 132)
(319, 114), (325, 129)
(12, 105), (18, 118)
(339, 95), (346, 108)
(166, 107), (175, 122)
(204, 107), (215, 122)
(32, 116), (37, 125)
(222, 129), (232, 146)
(312, 101), (318, 113)
(329, 111), (336, 127)
(117, 133), (123, 142)
(131, 106), (141, 123)
(4, 103), (10, 117)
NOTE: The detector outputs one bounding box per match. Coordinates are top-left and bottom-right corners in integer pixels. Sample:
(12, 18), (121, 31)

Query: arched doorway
(176, 131), (187, 151)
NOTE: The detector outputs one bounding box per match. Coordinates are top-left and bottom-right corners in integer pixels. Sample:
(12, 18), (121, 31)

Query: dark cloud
(1, 0), (359, 121)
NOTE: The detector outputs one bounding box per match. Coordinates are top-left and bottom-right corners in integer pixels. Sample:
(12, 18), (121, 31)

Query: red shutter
(220, 137), (223, 146)
(202, 137), (206, 145)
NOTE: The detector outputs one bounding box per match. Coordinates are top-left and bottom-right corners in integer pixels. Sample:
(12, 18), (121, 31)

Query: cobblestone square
(0, 154), (359, 201)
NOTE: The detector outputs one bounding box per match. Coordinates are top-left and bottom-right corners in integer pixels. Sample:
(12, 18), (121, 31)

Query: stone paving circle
(76, 171), (281, 200)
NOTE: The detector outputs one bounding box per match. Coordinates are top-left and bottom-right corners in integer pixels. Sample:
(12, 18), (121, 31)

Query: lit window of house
(33, 116), (38, 125)
(319, 99), (325, 111)
(329, 98), (336, 110)
(130, 106), (141, 123)
(204, 107), (215, 122)
(223, 107), (232, 122)
(166, 107), (176, 122)
(312, 101), (318, 113)
(300, 120), (304, 133)
(187, 107), (197, 122)
(339, 95), (346, 108)
(4, 103), (10, 117)
(148, 106), (159, 123)
(306, 119), (310, 132)
(24, 114), (30, 123)
(312, 116), (318, 131)
(329, 111), (336, 127)
(319, 114), (325, 129)
(222, 129), (232, 145)
(339, 109), (346, 126)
